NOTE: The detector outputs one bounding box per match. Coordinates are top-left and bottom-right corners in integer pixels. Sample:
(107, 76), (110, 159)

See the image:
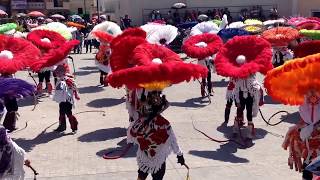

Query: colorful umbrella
(265, 53), (320, 105)
(70, 14), (82, 20)
(28, 11), (45, 17)
(51, 14), (65, 20)
(172, 2), (187, 9)
(0, 10), (7, 16)
(16, 13), (26, 18)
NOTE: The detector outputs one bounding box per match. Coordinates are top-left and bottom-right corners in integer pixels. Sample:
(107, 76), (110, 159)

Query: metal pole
(96, 0), (100, 21)
(83, 0), (86, 14)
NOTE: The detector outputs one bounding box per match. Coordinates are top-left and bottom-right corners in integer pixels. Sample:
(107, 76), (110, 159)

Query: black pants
(59, 102), (73, 116)
(138, 163), (166, 180)
(224, 99), (233, 122)
(85, 40), (92, 53)
(202, 65), (212, 92)
(4, 97), (18, 112)
(38, 71), (51, 83)
(100, 70), (108, 85)
(302, 163), (313, 180)
(236, 91), (253, 122)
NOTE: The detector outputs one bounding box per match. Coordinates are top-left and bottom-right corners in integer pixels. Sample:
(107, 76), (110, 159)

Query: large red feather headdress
(109, 28), (148, 72)
(0, 35), (41, 74)
(27, 29), (79, 72)
(294, 40), (320, 58)
(27, 30), (66, 52)
(182, 33), (223, 60)
(108, 43), (208, 90)
(215, 35), (273, 79)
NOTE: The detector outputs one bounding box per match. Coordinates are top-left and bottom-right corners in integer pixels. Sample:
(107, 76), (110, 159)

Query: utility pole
(83, 0), (86, 14)
(96, 0), (100, 21)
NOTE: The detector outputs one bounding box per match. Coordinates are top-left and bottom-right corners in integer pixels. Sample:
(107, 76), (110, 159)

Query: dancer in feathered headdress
(215, 35), (273, 139)
(52, 64), (80, 133)
(27, 29), (80, 133)
(182, 33), (223, 97)
(217, 28), (249, 123)
(0, 35), (40, 132)
(27, 29), (66, 94)
(89, 21), (122, 86)
(265, 53), (320, 179)
(107, 28), (207, 179)
(262, 27), (299, 67)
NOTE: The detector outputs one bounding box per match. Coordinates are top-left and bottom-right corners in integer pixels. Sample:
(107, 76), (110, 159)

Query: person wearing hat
(265, 53), (320, 180)
(53, 64), (80, 133)
(107, 28), (208, 180)
(215, 35), (273, 139)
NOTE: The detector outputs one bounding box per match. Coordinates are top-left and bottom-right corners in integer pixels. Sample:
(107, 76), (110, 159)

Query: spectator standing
(122, 15), (132, 29)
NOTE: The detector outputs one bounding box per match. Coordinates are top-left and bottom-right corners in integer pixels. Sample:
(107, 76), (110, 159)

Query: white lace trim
(234, 75), (261, 117)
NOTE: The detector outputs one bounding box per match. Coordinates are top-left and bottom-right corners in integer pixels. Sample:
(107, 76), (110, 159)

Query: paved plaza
(11, 52), (301, 180)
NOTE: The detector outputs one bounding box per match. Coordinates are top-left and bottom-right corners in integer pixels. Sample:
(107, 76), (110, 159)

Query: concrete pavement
(10, 52), (301, 180)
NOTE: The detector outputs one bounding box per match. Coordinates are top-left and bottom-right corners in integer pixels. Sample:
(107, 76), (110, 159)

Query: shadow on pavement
(81, 58), (96, 61)
(14, 130), (73, 152)
(74, 70), (99, 76)
(189, 122), (268, 163)
(189, 147), (249, 163)
(170, 97), (210, 108)
(96, 138), (137, 158)
(280, 111), (299, 124)
(78, 127), (127, 142)
(18, 96), (38, 108)
(79, 66), (98, 71)
(86, 98), (125, 108)
(78, 86), (104, 94)
(212, 79), (229, 88)
(264, 95), (281, 105)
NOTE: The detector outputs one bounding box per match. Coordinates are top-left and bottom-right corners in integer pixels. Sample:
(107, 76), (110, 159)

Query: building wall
(111, 0), (293, 25)
(297, 0), (320, 16)
(69, 0), (95, 15)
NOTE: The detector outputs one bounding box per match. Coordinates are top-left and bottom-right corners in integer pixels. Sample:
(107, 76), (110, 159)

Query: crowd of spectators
(148, 5), (279, 25)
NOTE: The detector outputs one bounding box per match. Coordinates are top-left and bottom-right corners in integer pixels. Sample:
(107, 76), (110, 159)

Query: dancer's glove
(177, 155), (185, 166)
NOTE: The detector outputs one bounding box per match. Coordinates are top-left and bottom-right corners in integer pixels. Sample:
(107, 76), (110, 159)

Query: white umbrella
(51, 14), (65, 20)
(172, 2), (187, 9)
(198, 14), (208, 21)
(146, 25), (178, 45)
(190, 21), (220, 36)
(89, 21), (122, 39)
(227, 21), (245, 29)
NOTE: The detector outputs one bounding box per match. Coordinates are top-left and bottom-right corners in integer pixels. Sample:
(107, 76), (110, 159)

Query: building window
(78, 8), (83, 14)
(54, 0), (63, 7)
(313, 11), (320, 18)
